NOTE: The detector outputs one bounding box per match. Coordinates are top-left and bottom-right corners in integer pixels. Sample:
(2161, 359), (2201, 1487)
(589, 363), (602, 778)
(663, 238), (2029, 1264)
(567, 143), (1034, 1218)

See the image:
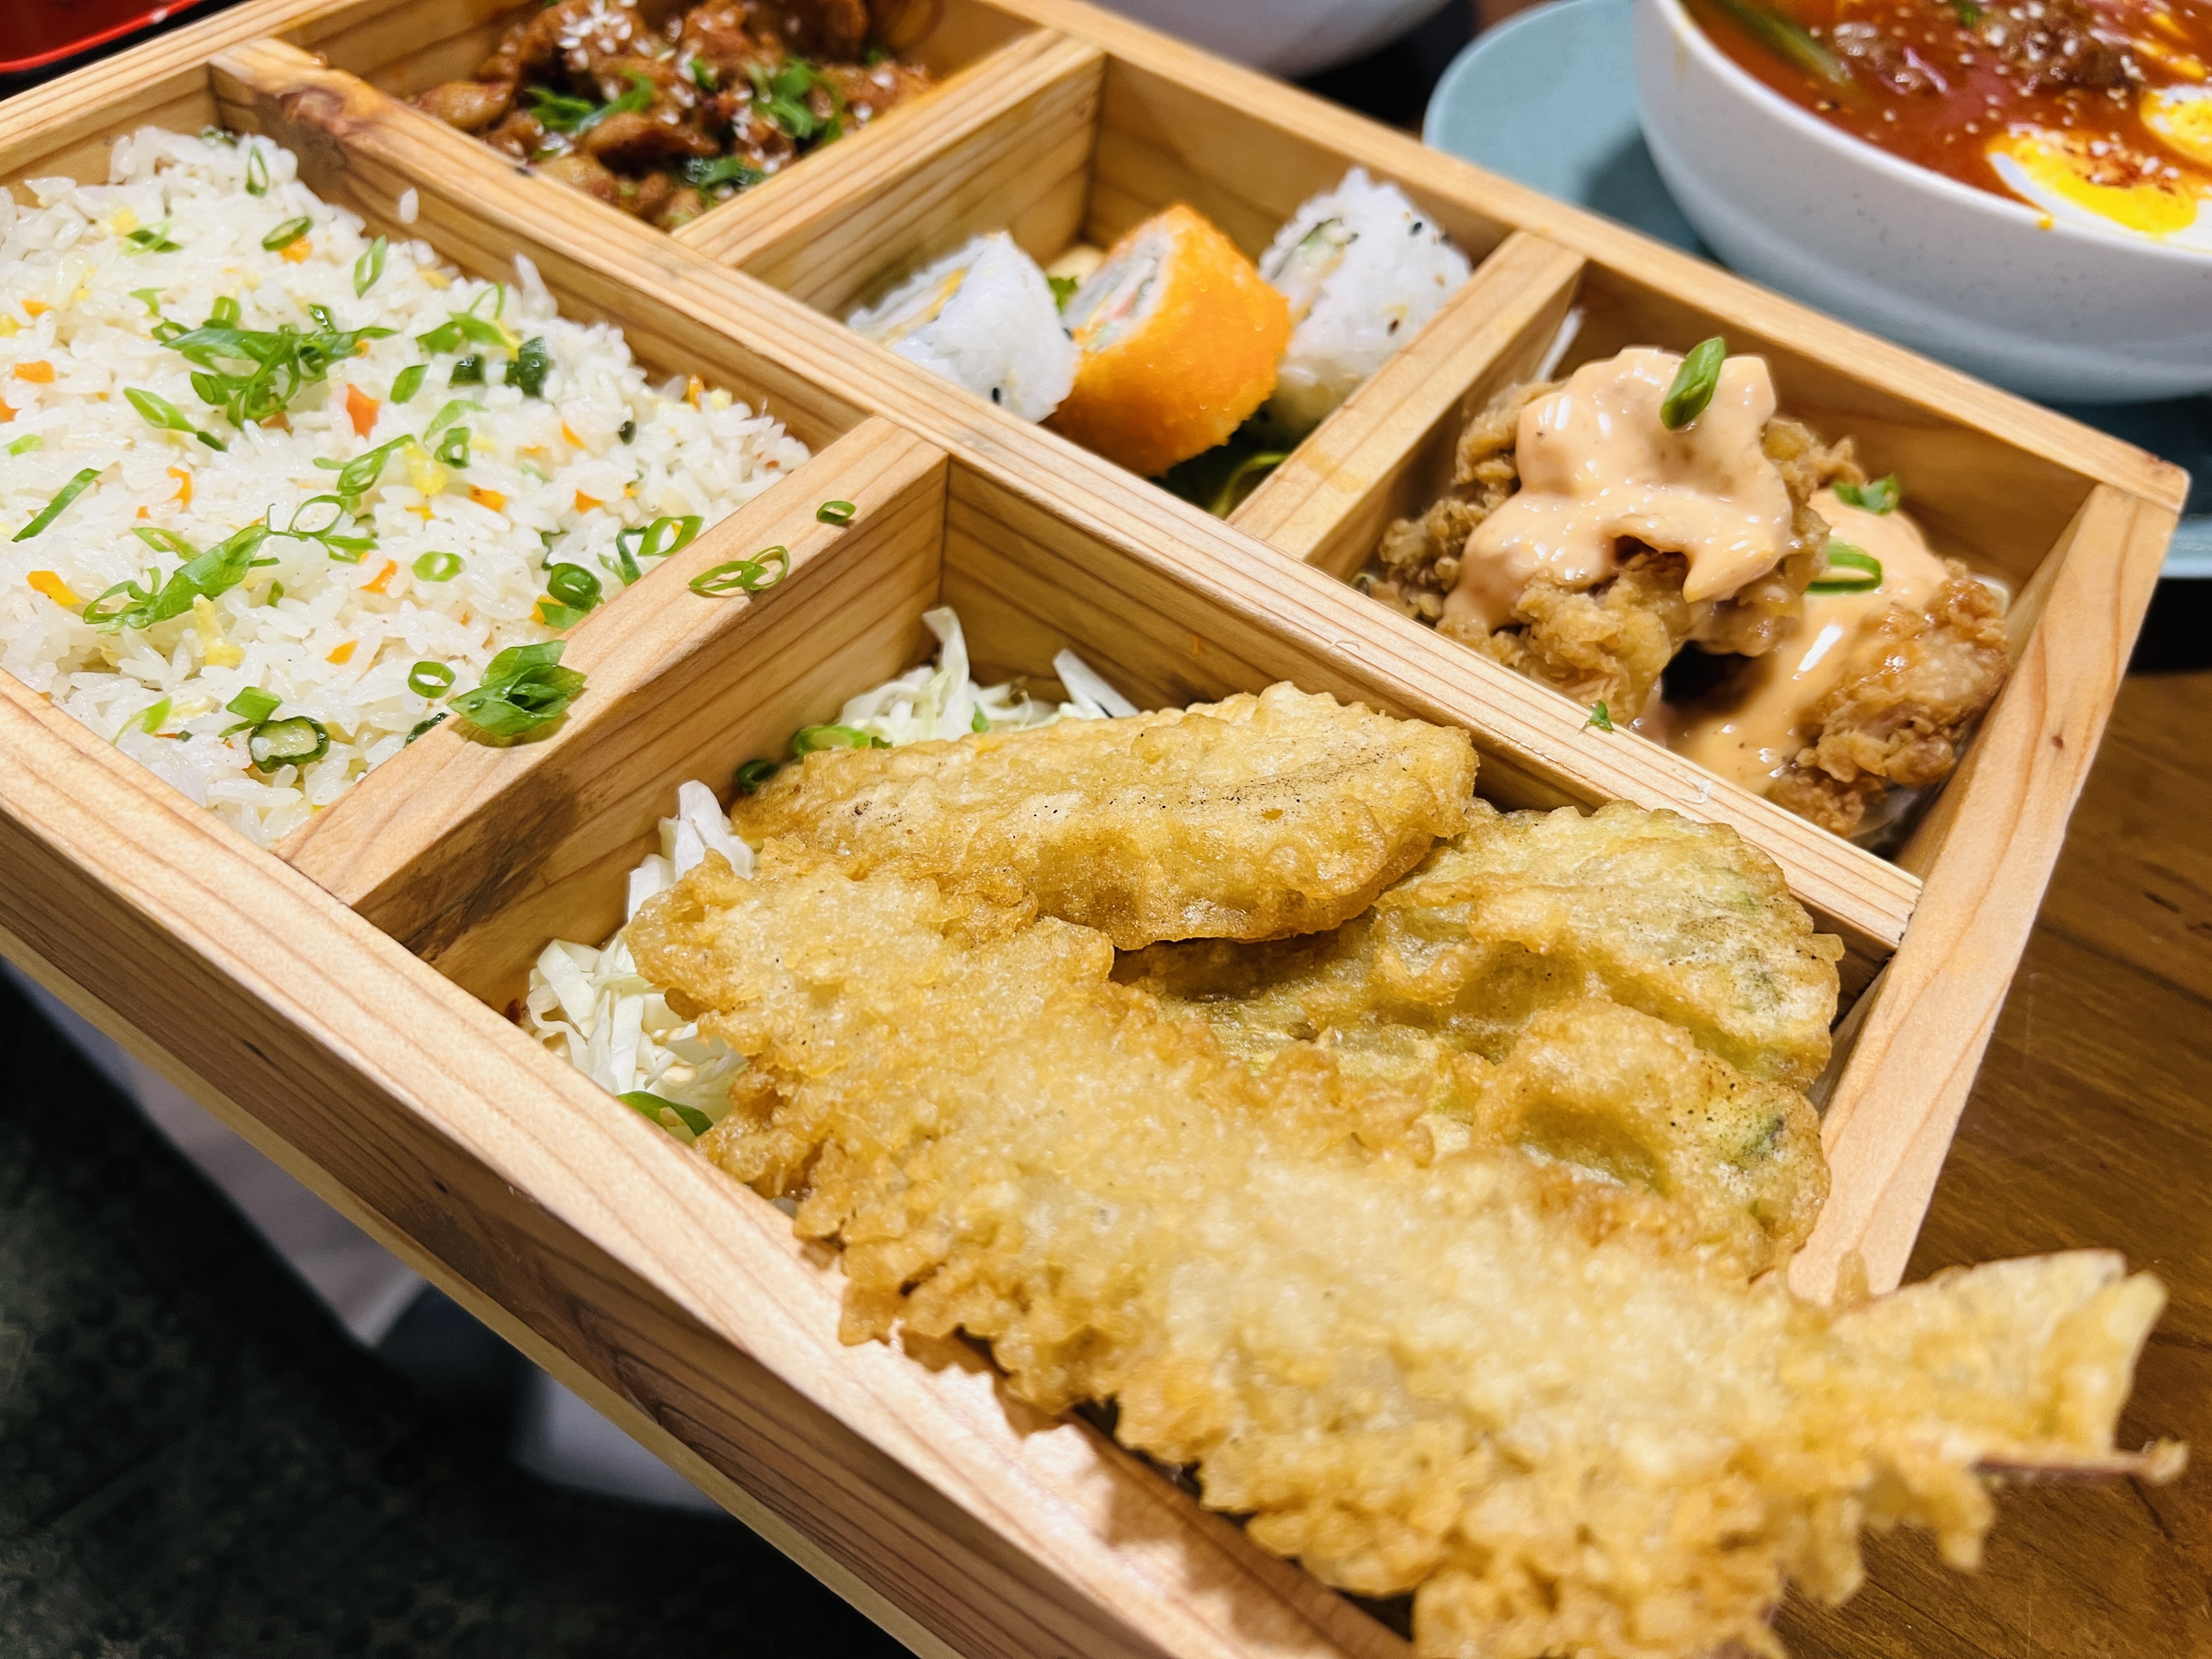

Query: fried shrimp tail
(731, 682), (1477, 947)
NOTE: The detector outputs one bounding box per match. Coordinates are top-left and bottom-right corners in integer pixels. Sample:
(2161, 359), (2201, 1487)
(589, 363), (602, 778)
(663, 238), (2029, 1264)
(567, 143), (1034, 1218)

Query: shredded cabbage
(524, 608), (1131, 1137)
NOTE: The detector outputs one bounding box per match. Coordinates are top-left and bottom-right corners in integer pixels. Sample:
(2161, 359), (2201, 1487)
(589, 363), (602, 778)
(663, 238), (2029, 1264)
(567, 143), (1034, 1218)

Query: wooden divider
(280, 422), (949, 1003)
(1232, 232), (1585, 574)
(1790, 484), (2174, 1299)
(682, 30), (1105, 310)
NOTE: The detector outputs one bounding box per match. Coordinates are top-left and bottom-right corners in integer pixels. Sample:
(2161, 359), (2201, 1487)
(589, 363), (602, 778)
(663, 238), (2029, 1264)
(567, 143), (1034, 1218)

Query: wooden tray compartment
(1230, 251), (2103, 860)
(0, 2), (2186, 1654)
(290, 0), (1046, 246)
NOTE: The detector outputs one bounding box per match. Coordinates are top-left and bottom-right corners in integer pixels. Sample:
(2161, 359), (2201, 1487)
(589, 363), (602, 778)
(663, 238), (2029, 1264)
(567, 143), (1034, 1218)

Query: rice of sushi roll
(1051, 205), (1290, 479)
(847, 233), (1077, 423)
(1260, 169), (1472, 433)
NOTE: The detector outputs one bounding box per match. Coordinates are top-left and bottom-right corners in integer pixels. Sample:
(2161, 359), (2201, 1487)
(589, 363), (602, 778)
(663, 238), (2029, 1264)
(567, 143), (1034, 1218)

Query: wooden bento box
(0, 0), (2183, 1654)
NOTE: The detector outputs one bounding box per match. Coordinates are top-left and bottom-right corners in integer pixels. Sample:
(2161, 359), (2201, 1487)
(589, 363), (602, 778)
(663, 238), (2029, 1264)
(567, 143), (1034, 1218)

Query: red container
(3, 0), (219, 77)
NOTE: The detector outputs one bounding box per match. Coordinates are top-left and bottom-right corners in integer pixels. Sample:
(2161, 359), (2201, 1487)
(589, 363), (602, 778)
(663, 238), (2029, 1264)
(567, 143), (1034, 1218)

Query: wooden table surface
(1778, 603), (2212, 1656)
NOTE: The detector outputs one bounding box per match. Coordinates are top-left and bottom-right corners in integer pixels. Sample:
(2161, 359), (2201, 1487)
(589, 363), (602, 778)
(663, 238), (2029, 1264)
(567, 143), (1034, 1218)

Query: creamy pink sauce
(1672, 490), (1950, 792)
(1444, 347), (1797, 634)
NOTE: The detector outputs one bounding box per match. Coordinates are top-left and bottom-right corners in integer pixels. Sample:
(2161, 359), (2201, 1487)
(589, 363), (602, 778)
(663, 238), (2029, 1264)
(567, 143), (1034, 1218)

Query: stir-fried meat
(414, 79), (515, 133)
(678, 2), (784, 84)
(416, 0), (933, 228)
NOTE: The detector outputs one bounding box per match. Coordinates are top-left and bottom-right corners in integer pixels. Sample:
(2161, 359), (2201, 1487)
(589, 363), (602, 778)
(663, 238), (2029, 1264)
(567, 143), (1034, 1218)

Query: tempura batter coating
(1125, 798), (1843, 1090)
(629, 850), (2175, 1659)
(730, 681), (1476, 948)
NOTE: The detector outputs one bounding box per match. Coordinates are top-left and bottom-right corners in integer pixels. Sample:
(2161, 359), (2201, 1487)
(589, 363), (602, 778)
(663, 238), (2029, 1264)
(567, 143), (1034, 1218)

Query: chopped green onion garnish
(1949, 0), (1983, 22)
(223, 686), (281, 730)
(413, 550), (462, 582)
(589, 70), (656, 132)
(133, 527), (199, 558)
(682, 154), (766, 191)
(971, 706), (989, 733)
(1808, 542), (1883, 592)
(248, 715), (329, 773)
(617, 418), (636, 444)
(125, 387), (227, 451)
(416, 301), (517, 358)
(13, 467), (100, 541)
(407, 711), (447, 743)
(1048, 273), (1079, 311)
(625, 514), (702, 561)
(524, 85), (599, 132)
(1584, 701), (1615, 733)
(1660, 337), (1725, 431)
(84, 521), (272, 629)
(434, 425), (471, 468)
(448, 640), (585, 737)
(689, 545), (789, 597)
(244, 145), (269, 195)
(1704, 0), (1853, 85)
(123, 222), (182, 254)
(504, 336), (551, 398)
(1207, 449), (1288, 518)
(262, 216), (313, 252)
(408, 661), (456, 697)
(546, 563), (602, 611)
(7, 435), (43, 456)
(450, 355), (486, 386)
(391, 363), (427, 404)
(161, 300), (394, 428)
(1832, 474), (1900, 514)
(354, 234), (387, 297)
(320, 435), (410, 502)
(791, 723), (890, 754)
(816, 499), (856, 525)
(425, 398), (482, 437)
(618, 1090), (713, 1138)
(130, 287), (165, 316)
(281, 494), (376, 561)
(115, 698), (171, 744)
(733, 757), (781, 794)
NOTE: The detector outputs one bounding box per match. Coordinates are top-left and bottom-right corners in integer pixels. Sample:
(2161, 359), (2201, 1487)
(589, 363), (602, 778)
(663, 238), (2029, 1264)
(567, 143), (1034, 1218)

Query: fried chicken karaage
(1368, 351), (1847, 723)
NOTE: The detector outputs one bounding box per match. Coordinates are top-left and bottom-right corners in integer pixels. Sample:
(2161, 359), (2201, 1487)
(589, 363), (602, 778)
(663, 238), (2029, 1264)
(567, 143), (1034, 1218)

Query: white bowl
(1099, 0), (1451, 78)
(1633, 0), (2212, 402)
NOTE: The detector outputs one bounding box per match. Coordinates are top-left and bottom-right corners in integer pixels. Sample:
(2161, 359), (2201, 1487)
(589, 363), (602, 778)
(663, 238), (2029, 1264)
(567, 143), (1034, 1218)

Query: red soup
(1682, 0), (2212, 240)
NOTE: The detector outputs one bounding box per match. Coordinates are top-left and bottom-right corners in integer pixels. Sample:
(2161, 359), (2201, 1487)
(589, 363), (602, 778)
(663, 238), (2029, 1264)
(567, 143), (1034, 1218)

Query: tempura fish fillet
(1124, 797), (1842, 1088)
(631, 851), (2175, 1659)
(730, 681), (1476, 947)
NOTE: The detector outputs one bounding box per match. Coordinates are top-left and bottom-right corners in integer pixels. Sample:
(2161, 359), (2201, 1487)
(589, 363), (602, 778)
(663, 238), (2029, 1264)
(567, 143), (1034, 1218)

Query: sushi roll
(1260, 169), (1472, 433)
(847, 233), (1078, 423)
(1050, 205), (1290, 479)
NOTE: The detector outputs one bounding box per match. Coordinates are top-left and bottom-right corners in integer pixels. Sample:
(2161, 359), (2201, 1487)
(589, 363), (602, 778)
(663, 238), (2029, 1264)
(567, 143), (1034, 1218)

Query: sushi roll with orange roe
(1049, 205), (1290, 478)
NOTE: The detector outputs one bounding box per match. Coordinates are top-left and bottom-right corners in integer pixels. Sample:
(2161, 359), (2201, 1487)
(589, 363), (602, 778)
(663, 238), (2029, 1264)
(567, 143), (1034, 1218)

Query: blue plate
(1424, 0), (2211, 577)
